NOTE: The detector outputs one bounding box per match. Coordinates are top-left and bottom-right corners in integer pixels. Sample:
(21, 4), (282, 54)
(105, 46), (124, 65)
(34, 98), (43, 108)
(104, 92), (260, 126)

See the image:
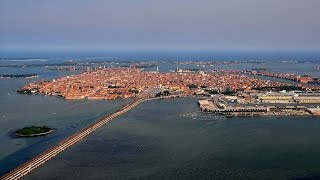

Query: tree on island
(155, 90), (170, 97)
(222, 90), (237, 95)
(188, 84), (198, 89)
(206, 89), (219, 94)
(16, 126), (52, 137)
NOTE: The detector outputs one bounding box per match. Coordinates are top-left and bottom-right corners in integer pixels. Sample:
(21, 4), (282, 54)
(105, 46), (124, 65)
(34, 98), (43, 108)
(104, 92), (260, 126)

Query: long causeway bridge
(2, 88), (172, 180)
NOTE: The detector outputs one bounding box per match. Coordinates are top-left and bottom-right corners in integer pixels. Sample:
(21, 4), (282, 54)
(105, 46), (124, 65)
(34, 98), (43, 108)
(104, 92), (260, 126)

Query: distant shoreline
(0, 74), (38, 79)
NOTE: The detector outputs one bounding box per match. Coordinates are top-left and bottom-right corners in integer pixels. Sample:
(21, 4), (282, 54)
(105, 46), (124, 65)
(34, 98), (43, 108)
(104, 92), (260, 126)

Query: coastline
(0, 74), (39, 79)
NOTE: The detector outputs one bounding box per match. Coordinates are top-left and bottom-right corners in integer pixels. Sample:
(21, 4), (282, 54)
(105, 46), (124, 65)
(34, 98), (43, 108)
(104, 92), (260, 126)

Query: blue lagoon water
(24, 98), (320, 179)
(0, 63), (128, 175)
(1, 52), (320, 179)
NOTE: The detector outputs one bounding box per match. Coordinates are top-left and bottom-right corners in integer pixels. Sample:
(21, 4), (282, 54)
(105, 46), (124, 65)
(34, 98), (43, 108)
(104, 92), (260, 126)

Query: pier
(1, 88), (169, 180)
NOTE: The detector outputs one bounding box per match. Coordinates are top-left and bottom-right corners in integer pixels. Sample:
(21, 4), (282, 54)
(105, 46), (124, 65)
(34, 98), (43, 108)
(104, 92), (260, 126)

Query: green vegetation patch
(16, 126), (52, 136)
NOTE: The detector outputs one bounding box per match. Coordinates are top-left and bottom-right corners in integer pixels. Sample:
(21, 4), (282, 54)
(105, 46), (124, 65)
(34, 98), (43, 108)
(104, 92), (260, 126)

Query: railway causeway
(2, 88), (171, 180)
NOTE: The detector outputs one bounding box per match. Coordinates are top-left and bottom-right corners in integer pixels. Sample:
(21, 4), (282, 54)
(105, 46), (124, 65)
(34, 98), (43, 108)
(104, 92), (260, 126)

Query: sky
(0, 0), (320, 53)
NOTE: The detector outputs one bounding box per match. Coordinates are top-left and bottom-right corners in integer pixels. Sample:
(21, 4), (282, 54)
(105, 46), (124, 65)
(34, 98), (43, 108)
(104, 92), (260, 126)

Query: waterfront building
(258, 92), (295, 103)
(298, 75), (313, 83)
(257, 91), (320, 104)
(294, 94), (320, 103)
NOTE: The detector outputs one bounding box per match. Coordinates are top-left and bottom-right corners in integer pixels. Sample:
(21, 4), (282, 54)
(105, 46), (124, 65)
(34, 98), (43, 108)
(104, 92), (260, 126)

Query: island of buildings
(17, 67), (288, 99)
(17, 67), (320, 116)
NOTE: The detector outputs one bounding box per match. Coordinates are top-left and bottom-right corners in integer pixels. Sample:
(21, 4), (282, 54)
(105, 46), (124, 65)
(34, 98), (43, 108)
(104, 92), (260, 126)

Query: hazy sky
(1, 0), (320, 52)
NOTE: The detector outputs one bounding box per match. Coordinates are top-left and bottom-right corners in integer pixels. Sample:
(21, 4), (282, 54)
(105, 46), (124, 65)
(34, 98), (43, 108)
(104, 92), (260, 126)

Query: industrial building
(258, 92), (320, 104)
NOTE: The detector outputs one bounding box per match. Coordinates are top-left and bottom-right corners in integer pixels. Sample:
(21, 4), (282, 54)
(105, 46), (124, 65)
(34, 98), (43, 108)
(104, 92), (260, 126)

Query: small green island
(16, 126), (53, 137)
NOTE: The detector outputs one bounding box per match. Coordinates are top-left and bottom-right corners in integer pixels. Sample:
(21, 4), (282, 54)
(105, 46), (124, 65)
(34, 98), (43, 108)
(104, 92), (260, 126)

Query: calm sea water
(24, 98), (320, 180)
(0, 67), (128, 175)
(1, 53), (320, 179)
